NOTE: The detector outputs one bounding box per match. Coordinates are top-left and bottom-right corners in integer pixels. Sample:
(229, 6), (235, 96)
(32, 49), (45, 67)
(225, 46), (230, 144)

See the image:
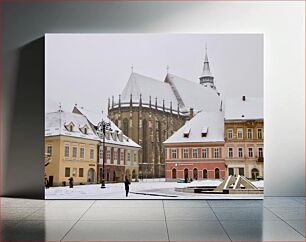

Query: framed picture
(45, 33), (263, 199)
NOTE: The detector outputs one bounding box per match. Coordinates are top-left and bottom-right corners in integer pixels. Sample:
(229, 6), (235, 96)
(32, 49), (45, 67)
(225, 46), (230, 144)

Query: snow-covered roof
(72, 107), (141, 149)
(224, 96), (263, 120)
(45, 111), (100, 141)
(165, 73), (222, 113)
(72, 106), (121, 132)
(164, 111), (225, 144)
(121, 72), (179, 110)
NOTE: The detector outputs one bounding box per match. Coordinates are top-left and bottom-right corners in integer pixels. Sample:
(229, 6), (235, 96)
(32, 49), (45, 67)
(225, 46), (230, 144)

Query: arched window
(123, 118), (129, 136)
(142, 119), (148, 164)
(251, 168), (260, 180)
(203, 169), (208, 179)
(193, 168), (198, 180)
(172, 168), (177, 179)
(184, 168), (189, 179)
(215, 168), (220, 179)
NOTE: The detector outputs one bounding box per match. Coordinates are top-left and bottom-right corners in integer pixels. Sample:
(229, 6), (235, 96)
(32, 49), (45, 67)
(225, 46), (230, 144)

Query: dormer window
(79, 124), (89, 135)
(183, 128), (190, 138)
(112, 132), (117, 141)
(201, 127), (208, 137)
(65, 122), (75, 132)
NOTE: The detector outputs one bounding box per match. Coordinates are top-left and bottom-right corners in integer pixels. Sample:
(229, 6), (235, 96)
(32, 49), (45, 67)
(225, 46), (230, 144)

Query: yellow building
(224, 96), (264, 179)
(45, 110), (100, 186)
(72, 106), (141, 183)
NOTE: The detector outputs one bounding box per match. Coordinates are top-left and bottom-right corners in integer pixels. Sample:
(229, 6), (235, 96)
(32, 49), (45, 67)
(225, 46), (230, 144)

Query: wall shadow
(4, 37), (45, 199)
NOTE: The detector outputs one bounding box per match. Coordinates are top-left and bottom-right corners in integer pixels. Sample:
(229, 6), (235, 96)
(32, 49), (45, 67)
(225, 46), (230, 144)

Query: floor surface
(0, 197), (304, 241)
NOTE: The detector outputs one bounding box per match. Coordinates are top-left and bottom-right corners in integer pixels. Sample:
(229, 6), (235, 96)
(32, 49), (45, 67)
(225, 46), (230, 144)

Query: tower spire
(199, 44), (215, 88)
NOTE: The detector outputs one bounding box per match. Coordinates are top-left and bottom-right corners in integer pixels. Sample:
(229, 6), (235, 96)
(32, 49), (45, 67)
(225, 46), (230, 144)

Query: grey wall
(2, 2), (304, 198)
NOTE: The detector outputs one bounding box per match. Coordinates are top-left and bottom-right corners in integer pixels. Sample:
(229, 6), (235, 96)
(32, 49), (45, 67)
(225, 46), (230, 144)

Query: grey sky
(45, 34), (263, 114)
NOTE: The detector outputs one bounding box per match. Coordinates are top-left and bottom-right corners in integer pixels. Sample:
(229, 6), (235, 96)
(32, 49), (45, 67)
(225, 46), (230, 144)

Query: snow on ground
(45, 179), (264, 199)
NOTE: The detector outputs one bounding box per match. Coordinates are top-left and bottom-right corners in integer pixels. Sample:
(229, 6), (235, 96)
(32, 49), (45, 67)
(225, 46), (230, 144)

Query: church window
(123, 118), (129, 136)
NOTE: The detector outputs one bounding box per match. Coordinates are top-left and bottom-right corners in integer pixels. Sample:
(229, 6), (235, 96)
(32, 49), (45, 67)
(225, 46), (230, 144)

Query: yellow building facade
(224, 97), (264, 179)
(45, 111), (100, 186)
(45, 136), (99, 186)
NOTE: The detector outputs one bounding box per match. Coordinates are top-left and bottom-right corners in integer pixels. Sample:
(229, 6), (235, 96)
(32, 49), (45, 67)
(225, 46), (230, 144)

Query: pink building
(164, 111), (226, 181)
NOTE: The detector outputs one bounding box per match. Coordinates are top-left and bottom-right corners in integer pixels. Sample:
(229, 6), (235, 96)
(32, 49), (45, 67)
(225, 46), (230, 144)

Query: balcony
(258, 157), (264, 162)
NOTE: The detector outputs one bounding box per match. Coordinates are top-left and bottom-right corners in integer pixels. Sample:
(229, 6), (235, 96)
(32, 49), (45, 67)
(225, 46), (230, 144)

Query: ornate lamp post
(97, 119), (112, 189)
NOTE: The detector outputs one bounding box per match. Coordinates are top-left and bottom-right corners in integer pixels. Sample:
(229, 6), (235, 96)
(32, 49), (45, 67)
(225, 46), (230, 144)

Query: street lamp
(97, 119), (112, 189)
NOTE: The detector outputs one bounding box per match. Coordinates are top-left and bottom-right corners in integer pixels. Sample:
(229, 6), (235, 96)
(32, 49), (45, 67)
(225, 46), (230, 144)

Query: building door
(48, 176), (53, 187)
(251, 168), (259, 180)
(215, 168), (220, 179)
(87, 168), (95, 183)
(132, 170), (137, 180)
(172, 168), (177, 179)
(228, 168), (234, 176)
(184, 168), (189, 179)
(193, 168), (198, 180)
(203, 169), (207, 179)
(239, 168), (245, 176)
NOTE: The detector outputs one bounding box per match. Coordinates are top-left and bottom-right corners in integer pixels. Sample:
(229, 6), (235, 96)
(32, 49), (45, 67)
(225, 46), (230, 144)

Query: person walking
(45, 177), (49, 189)
(124, 176), (131, 197)
(68, 177), (74, 188)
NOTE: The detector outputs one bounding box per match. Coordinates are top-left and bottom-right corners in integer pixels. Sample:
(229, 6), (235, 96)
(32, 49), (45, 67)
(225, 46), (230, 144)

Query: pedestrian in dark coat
(68, 177), (74, 188)
(124, 176), (131, 197)
(184, 174), (188, 183)
(45, 178), (49, 189)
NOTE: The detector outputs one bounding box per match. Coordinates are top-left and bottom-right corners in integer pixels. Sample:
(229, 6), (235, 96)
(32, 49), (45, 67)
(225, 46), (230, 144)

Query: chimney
(242, 96), (246, 101)
(189, 108), (194, 119)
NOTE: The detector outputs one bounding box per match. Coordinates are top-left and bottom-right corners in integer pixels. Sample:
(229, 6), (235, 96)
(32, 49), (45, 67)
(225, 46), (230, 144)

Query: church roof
(121, 72), (179, 110)
(165, 73), (222, 112)
(224, 96), (263, 120)
(163, 111), (225, 144)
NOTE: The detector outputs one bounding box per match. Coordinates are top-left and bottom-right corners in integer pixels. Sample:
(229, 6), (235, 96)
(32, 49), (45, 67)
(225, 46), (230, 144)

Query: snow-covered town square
(45, 179), (264, 199)
(45, 34), (263, 199)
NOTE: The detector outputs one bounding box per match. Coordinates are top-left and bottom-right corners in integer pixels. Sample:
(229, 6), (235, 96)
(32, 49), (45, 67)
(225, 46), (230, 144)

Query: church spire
(199, 45), (215, 88)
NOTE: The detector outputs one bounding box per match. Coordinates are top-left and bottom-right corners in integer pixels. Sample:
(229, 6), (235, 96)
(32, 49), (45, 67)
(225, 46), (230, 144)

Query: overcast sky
(45, 33), (263, 114)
